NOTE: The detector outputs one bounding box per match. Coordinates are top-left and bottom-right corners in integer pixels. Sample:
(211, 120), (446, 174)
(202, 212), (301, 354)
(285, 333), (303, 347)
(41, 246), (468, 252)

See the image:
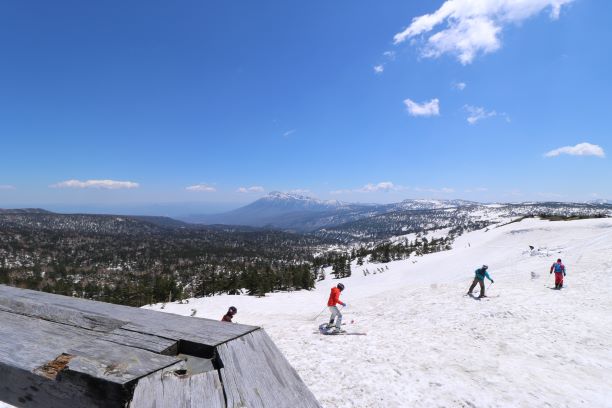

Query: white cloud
(51, 179), (139, 189)
(393, 0), (574, 64)
(186, 184), (217, 192)
(452, 81), (467, 90)
(237, 186), (265, 193)
(465, 105), (497, 124)
(464, 187), (488, 193)
(383, 51), (396, 60)
(404, 98), (440, 117)
(331, 182), (404, 195)
(358, 181), (396, 193)
(282, 129), (296, 137)
(0, 184), (16, 190)
(544, 142), (605, 158)
(374, 65), (384, 74)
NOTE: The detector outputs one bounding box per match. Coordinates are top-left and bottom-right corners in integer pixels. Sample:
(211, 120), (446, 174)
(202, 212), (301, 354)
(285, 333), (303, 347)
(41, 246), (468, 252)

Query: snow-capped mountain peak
(263, 191), (345, 207)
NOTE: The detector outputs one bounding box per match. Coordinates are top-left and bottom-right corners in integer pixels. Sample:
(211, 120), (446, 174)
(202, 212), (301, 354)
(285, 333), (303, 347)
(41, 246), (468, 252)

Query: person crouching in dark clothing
(222, 306), (237, 322)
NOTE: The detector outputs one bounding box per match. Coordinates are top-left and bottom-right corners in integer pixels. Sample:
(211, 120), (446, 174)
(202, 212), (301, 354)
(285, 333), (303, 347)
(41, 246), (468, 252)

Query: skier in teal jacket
(467, 265), (494, 298)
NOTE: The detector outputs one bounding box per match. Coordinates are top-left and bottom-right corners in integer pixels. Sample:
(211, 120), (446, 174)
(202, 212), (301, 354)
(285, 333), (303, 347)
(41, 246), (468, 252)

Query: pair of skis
(317, 323), (367, 336)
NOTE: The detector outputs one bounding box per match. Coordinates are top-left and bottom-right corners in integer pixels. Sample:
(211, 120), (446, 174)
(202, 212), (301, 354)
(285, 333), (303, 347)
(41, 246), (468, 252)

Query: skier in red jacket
(327, 283), (346, 333)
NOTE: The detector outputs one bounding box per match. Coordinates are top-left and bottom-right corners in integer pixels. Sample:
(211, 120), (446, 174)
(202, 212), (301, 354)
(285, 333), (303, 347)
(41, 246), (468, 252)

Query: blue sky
(0, 0), (610, 214)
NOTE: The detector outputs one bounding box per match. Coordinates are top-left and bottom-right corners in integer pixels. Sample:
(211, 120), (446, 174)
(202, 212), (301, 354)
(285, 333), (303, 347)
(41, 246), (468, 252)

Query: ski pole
(312, 306), (328, 321)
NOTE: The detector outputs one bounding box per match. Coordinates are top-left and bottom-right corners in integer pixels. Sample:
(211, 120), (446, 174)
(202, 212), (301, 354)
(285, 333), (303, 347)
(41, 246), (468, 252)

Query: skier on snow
(327, 283), (346, 333)
(221, 306), (237, 322)
(550, 258), (566, 289)
(467, 265), (494, 298)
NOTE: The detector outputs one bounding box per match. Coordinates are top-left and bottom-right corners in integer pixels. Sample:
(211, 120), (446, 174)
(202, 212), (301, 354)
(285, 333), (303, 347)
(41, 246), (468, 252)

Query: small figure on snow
(550, 258), (566, 289)
(467, 265), (494, 298)
(327, 283), (346, 333)
(221, 306), (237, 322)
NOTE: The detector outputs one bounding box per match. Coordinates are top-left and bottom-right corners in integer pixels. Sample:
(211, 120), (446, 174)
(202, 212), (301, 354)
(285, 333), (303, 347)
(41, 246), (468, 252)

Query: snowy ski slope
(2, 217), (609, 408)
(145, 217), (612, 408)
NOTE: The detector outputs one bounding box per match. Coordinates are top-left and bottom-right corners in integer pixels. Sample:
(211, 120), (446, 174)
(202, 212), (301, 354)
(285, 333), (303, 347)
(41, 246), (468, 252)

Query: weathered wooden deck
(0, 285), (321, 408)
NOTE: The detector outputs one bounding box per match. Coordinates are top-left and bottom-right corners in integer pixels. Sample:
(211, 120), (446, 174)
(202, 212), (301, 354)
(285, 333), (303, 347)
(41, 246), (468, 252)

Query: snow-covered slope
(145, 218), (612, 408)
(393, 198), (479, 210)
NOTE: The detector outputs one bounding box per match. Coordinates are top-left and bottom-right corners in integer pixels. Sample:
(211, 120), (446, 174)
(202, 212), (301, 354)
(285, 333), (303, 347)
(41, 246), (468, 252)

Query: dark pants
(468, 278), (485, 297)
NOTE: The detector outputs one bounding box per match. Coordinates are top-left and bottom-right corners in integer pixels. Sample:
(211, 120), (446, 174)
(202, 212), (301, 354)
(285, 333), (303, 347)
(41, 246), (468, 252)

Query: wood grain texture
(0, 285), (321, 407)
(0, 285), (257, 346)
(130, 363), (226, 408)
(217, 330), (322, 408)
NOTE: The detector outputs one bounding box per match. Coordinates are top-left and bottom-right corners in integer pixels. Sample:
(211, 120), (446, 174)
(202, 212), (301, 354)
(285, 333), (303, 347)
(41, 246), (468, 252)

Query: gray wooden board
(129, 363), (226, 408)
(217, 330), (322, 408)
(0, 309), (180, 384)
(99, 328), (178, 355)
(0, 286), (322, 407)
(65, 339), (180, 385)
(0, 285), (257, 346)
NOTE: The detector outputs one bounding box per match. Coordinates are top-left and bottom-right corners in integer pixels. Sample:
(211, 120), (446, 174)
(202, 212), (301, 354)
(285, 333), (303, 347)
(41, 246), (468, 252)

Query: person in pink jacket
(550, 259), (566, 289)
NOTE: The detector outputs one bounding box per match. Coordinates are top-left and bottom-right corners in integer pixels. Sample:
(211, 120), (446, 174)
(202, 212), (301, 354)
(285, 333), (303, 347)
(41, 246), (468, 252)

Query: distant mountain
(182, 194), (485, 232)
(391, 199), (479, 211)
(588, 199), (612, 205)
(316, 202), (612, 242)
(0, 211), (191, 235)
(182, 192), (385, 231)
(0, 208), (52, 214)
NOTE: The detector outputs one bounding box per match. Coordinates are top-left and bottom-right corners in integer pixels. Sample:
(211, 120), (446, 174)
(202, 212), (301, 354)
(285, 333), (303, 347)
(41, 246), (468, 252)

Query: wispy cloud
(186, 184), (217, 192)
(465, 105), (497, 124)
(383, 51), (396, 61)
(358, 181), (396, 193)
(237, 186), (265, 193)
(372, 51), (397, 74)
(0, 184), (16, 190)
(282, 129), (297, 137)
(331, 182), (405, 195)
(51, 179), (139, 189)
(544, 142), (605, 158)
(464, 187), (488, 193)
(404, 98), (440, 117)
(452, 81), (467, 90)
(393, 0), (574, 64)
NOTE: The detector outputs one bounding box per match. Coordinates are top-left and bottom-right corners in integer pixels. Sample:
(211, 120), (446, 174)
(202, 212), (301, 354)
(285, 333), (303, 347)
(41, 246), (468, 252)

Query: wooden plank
(0, 292), (126, 332)
(65, 339), (180, 385)
(0, 309), (179, 383)
(0, 286), (322, 407)
(99, 328), (178, 355)
(129, 363), (226, 408)
(217, 330), (322, 408)
(0, 308), (183, 407)
(0, 285), (257, 346)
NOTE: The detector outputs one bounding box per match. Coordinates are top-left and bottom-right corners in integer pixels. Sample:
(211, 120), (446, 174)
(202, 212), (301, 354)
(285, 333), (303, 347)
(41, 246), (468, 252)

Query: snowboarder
(467, 265), (494, 298)
(550, 258), (566, 289)
(327, 283), (346, 333)
(221, 306), (237, 322)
